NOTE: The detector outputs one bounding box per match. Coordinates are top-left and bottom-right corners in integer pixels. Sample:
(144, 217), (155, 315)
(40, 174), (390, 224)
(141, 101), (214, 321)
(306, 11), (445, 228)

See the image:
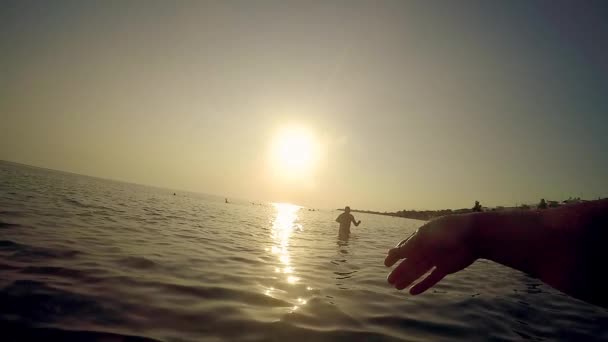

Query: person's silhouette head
(345, 206), (351, 213)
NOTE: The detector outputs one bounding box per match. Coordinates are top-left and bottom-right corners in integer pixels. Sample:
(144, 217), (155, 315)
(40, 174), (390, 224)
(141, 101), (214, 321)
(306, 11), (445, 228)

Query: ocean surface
(1, 160), (607, 341)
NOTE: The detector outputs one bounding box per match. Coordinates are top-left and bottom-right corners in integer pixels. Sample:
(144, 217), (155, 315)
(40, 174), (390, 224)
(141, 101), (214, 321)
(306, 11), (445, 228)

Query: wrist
(466, 212), (487, 260)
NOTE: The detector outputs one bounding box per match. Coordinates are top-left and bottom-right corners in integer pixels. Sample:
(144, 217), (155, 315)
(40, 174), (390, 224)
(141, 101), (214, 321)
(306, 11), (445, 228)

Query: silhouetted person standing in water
(472, 200), (482, 212)
(336, 206), (361, 238)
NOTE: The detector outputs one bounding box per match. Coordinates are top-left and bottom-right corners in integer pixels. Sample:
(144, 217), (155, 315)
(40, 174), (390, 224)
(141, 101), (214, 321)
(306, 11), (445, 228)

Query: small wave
(0, 221), (21, 229)
(0, 239), (21, 249)
(160, 283), (292, 307)
(367, 315), (470, 339)
(63, 197), (89, 208)
(0, 280), (115, 324)
(63, 197), (120, 214)
(119, 256), (158, 270)
(0, 240), (82, 261)
(0, 210), (27, 217)
(143, 207), (163, 217)
(0, 262), (20, 271)
(19, 266), (100, 283)
(333, 270), (357, 280)
(227, 255), (261, 265)
(1, 320), (160, 342)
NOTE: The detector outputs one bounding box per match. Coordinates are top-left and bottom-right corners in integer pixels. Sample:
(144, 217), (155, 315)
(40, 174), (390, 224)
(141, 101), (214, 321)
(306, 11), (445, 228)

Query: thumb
(384, 232), (421, 267)
(384, 247), (406, 267)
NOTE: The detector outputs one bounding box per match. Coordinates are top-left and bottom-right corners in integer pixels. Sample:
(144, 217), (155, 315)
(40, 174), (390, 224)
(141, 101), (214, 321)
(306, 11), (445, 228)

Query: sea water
(1, 161), (607, 341)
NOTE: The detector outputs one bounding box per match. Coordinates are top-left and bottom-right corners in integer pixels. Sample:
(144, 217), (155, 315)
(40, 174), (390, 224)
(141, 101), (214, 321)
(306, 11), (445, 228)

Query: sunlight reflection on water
(265, 203), (306, 311)
(270, 203), (301, 283)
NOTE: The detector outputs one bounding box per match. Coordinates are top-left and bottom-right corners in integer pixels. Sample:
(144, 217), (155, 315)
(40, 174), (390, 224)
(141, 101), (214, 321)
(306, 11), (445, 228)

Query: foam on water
(1, 160), (607, 341)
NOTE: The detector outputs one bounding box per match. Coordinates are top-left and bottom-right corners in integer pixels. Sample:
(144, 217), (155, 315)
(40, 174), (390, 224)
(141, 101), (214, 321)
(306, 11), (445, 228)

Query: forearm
(472, 210), (562, 280)
(471, 200), (608, 306)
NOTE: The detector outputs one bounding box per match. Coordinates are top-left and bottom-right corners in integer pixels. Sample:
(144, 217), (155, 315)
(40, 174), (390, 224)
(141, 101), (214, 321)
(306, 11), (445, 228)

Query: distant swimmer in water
(336, 206), (361, 238)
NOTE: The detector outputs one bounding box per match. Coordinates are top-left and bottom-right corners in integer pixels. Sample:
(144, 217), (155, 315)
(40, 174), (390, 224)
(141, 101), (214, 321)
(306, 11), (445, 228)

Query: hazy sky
(2, 1), (607, 210)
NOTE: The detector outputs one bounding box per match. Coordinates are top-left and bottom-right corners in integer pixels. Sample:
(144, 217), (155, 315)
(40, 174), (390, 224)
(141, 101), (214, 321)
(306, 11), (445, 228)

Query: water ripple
(1, 161), (608, 341)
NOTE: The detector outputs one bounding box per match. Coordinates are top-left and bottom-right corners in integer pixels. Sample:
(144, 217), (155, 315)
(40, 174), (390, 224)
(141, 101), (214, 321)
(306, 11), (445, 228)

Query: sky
(1, 1), (607, 211)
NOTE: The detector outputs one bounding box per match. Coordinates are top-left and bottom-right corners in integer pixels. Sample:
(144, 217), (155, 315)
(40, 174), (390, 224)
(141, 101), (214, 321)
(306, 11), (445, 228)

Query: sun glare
(270, 127), (319, 178)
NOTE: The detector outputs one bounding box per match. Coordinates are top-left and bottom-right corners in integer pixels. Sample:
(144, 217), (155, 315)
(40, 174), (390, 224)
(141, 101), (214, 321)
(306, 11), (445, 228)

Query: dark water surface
(1, 161), (607, 341)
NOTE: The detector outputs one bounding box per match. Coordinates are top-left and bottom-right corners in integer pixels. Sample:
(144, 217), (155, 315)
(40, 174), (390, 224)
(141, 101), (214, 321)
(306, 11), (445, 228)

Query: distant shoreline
(339, 197), (599, 221)
(337, 208), (468, 221)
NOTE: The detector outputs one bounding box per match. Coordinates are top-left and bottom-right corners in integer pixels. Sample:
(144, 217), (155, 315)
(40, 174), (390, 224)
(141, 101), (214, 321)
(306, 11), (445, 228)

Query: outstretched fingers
(410, 268), (446, 295)
(384, 247), (404, 267)
(393, 259), (433, 290)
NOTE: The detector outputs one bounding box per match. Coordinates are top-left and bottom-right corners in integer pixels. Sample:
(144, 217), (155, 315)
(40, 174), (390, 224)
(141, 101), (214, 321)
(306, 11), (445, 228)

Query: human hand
(384, 215), (478, 295)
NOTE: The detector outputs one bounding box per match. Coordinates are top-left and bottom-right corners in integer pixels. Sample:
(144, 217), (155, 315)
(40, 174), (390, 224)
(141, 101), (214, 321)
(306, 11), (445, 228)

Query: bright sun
(270, 127), (319, 178)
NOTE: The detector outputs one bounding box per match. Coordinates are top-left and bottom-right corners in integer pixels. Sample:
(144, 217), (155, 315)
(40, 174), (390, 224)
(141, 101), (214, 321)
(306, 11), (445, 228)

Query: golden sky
(1, 1), (607, 210)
